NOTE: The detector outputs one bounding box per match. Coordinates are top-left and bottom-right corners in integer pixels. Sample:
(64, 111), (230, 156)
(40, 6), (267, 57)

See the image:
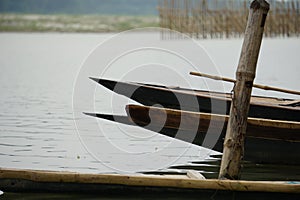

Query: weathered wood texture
(0, 168), (299, 193)
(219, 0), (270, 180)
(126, 104), (300, 141)
(158, 0), (300, 39)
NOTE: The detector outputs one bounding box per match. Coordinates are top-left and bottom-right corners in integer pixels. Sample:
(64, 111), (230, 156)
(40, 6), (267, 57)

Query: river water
(0, 32), (299, 198)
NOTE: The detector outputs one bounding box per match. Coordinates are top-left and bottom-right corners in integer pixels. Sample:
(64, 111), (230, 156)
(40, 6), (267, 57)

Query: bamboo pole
(0, 168), (300, 193)
(218, 0), (270, 180)
(190, 71), (300, 95)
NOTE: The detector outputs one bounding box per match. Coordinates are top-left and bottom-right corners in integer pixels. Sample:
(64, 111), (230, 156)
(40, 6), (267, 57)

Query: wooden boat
(91, 78), (300, 122)
(85, 104), (300, 165)
(0, 168), (299, 198)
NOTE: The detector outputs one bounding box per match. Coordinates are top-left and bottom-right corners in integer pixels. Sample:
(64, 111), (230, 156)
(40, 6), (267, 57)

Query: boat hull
(85, 109), (300, 165)
(92, 78), (300, 122)
(125, 105), (300, 165)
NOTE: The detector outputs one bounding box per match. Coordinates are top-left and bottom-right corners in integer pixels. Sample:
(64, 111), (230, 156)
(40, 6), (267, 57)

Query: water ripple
(0, 143), (33, 147)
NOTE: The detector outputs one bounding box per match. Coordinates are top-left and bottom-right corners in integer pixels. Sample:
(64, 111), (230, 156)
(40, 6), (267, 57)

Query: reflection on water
(164, 155), (300, 181)
(0, 33), (299, 194)
(142, 154), (300, 181)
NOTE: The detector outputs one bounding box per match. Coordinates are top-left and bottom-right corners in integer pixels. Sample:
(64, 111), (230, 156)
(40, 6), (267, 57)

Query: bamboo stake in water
(190, 71), (300, 96)
(219, 0), (270, 180)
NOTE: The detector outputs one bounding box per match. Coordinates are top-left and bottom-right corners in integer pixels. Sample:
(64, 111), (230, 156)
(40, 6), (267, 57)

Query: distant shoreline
(0, 14), (159, 33)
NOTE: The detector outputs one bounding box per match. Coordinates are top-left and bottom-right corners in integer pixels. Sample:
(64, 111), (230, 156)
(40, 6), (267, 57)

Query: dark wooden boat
(1, 168), (299, 198)
(126, 105), (300, 165)
(85, 104), (300, 165)
(91, 78), (300, 122)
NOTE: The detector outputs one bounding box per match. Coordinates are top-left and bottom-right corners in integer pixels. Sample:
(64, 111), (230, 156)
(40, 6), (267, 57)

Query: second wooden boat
(85, 104), (300, 165)
(125, 105), (300, 165)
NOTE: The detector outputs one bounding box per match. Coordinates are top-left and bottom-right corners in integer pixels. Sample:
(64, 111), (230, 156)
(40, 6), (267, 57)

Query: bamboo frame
(157, 0), (300, 39)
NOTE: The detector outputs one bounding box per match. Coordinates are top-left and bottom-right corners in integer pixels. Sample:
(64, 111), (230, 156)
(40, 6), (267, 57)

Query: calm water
(0, 33), (299, 198)
(0, 32), (220, 174)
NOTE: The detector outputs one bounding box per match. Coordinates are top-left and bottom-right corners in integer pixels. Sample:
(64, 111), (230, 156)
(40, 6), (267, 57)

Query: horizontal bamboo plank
(0, 168), (299, 193)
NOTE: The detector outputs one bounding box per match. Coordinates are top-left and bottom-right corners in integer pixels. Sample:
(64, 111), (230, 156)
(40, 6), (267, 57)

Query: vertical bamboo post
(218, 0), (270, 180)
